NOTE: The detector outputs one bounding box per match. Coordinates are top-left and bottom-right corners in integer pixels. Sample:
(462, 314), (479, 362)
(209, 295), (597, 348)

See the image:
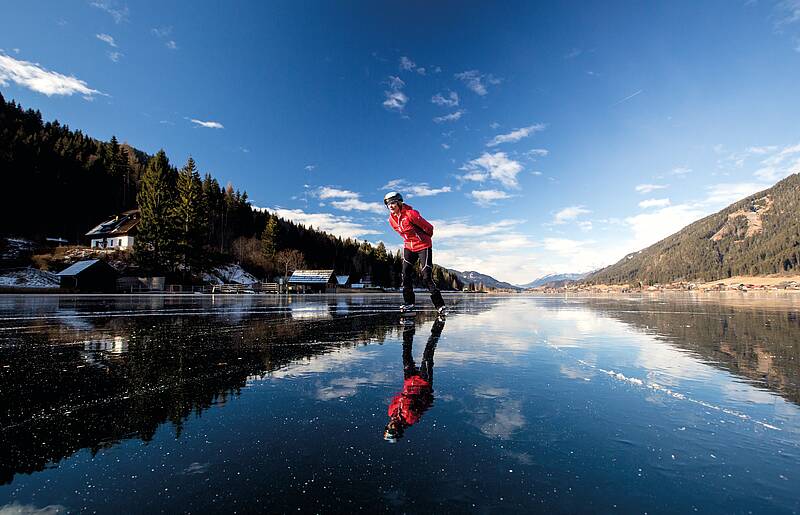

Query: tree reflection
(581, 298), (800, 405)
(0, 308), (442, 485)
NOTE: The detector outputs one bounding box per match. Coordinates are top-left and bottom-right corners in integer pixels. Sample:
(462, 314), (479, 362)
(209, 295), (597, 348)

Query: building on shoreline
(86, 210), (140, 250)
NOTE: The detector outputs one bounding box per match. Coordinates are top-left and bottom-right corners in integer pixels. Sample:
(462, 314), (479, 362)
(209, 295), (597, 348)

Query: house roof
(57, 259), (100, 276)
(288, 270), (335, 284)
(86, 211), (140, 237)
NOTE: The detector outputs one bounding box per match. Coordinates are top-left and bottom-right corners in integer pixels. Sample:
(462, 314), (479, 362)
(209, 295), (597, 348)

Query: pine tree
(135, 150), (178, 270)
(260, 215), (279, 263)
(174, 156), (207, 273)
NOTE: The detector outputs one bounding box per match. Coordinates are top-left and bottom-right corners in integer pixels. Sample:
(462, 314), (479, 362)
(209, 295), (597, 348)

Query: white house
(86, 210), (140, 250)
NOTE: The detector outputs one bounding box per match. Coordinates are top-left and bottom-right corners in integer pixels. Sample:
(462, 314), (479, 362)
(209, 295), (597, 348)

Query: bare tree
(275, 249), (306, 290)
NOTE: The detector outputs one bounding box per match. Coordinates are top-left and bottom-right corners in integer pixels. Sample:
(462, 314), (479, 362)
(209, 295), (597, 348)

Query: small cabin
(57, 259), (119, 292)
(287, 269), (336, 293)
(86, 210), (140, 250)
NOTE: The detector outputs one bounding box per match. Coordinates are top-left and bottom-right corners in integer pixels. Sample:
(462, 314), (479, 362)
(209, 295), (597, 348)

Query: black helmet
(384, 191), (403, 206)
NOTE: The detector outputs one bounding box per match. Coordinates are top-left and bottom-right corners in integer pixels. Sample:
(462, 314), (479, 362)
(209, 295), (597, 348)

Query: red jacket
(387, 375), (433, 426)
(389, 204), (433, 252)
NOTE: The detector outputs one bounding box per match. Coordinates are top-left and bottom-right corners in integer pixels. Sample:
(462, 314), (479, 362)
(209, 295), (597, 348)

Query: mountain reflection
(578, 297), (800, 406)
(0, 299), (445, 485)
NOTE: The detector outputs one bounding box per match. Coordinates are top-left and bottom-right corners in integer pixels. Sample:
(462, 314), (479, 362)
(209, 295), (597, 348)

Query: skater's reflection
(384, 318), (445, 442)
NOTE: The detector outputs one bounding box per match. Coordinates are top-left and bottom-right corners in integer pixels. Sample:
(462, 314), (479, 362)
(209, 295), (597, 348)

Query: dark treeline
(0, 93), (462, 288)
(0, 91), (145, 241)
(587, 173), (800, 285)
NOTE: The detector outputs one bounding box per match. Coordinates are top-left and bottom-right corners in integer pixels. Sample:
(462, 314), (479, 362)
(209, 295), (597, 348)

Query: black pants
(402, 247), (444, 308)
(402, 318), (445, 384)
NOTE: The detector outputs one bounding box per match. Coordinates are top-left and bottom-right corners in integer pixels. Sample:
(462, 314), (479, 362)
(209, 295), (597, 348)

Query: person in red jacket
(384, 191), (446, 314)
(384, 318), (445, 442)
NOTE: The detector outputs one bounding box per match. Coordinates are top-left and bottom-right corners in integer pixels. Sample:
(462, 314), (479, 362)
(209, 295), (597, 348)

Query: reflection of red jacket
(389, 204), (433, 252)
(387, 375), (433, 426)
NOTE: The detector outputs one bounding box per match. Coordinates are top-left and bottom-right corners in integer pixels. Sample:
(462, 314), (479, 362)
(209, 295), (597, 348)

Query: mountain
(586, 173), (800, 285)
(518, 273), (587, 289)
(448, 269), (521, 291)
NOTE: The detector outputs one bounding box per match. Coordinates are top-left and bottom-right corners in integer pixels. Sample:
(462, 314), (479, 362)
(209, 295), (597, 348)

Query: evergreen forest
(0, 93), (463, 289)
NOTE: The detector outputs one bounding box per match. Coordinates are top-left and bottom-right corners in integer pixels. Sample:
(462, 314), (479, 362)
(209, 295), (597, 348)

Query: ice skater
(384, 191), (446, 315)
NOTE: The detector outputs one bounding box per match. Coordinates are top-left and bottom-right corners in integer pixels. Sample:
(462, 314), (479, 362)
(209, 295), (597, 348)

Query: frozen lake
(1, 294), (799, 513)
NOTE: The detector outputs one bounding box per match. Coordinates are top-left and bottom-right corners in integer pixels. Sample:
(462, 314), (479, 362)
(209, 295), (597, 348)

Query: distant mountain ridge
(519, 273), (587, 289)
(447, 269), (521, 290)
(586, 173), (800, 285)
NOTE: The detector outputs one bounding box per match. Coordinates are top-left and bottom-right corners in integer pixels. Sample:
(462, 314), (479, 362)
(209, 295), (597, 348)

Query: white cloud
(753, 142), (800, 181)
(460, 152), (524, 189)
(525, 148), (549, 158)
(776, 0), (800, 26)
(379, 180), (451, 198)
(578, 221), (593, 231)
(553, 205), (591, 224)
(624, 204), (705, 250)
(703, 182), (766, 206)
(431, 91), (459, 107)
(433, 110), (465, 123)
(315, 186), (384, 213)
(330, 198), (385, 214)
(383, 75), (407, 113)
(90, 0), (129, 23)
(304, 164), (316, 172)
(258, 207), (380, 240)
(635, 183), (668, 194)
(190, 118), (224, 129)
(151, 26), (177, 49)
(409, 185), (451, 197)
(441, 143), (450, 150)
(317, 187), (358, 200)
(670, 166), (692, 176)
(96, 33), (117, 47)
(564, 48), (583, 59)
(487, 124), (546, 147)
(399, 56), (416, 71)
(151, 26), (172, 38)
(432, 218), (524, 240)
(543, 237), (590, 255)
(470, 189), (511, 206)
(107, 51), (123, 62)
(454, 69), (502, 96)
(387, 75), (404, 89)
(746, 145), (779, 155)
(0, 53), (103, 98)
(638, 198), (671, 209)
(430, 218), (544, 282)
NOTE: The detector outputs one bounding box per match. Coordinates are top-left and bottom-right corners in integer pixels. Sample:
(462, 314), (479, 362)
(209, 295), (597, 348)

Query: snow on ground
(0, 268), (60, 288)
(203, 264), (259, 285)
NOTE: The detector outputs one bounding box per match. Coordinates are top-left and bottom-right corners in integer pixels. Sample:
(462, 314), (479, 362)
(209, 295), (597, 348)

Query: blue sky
(2, 1), (800, 284)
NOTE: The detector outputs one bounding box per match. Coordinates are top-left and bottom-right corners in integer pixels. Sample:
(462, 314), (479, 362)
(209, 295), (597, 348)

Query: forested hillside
(0, 93), (462, 289)
(587, 173), (800, 285)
